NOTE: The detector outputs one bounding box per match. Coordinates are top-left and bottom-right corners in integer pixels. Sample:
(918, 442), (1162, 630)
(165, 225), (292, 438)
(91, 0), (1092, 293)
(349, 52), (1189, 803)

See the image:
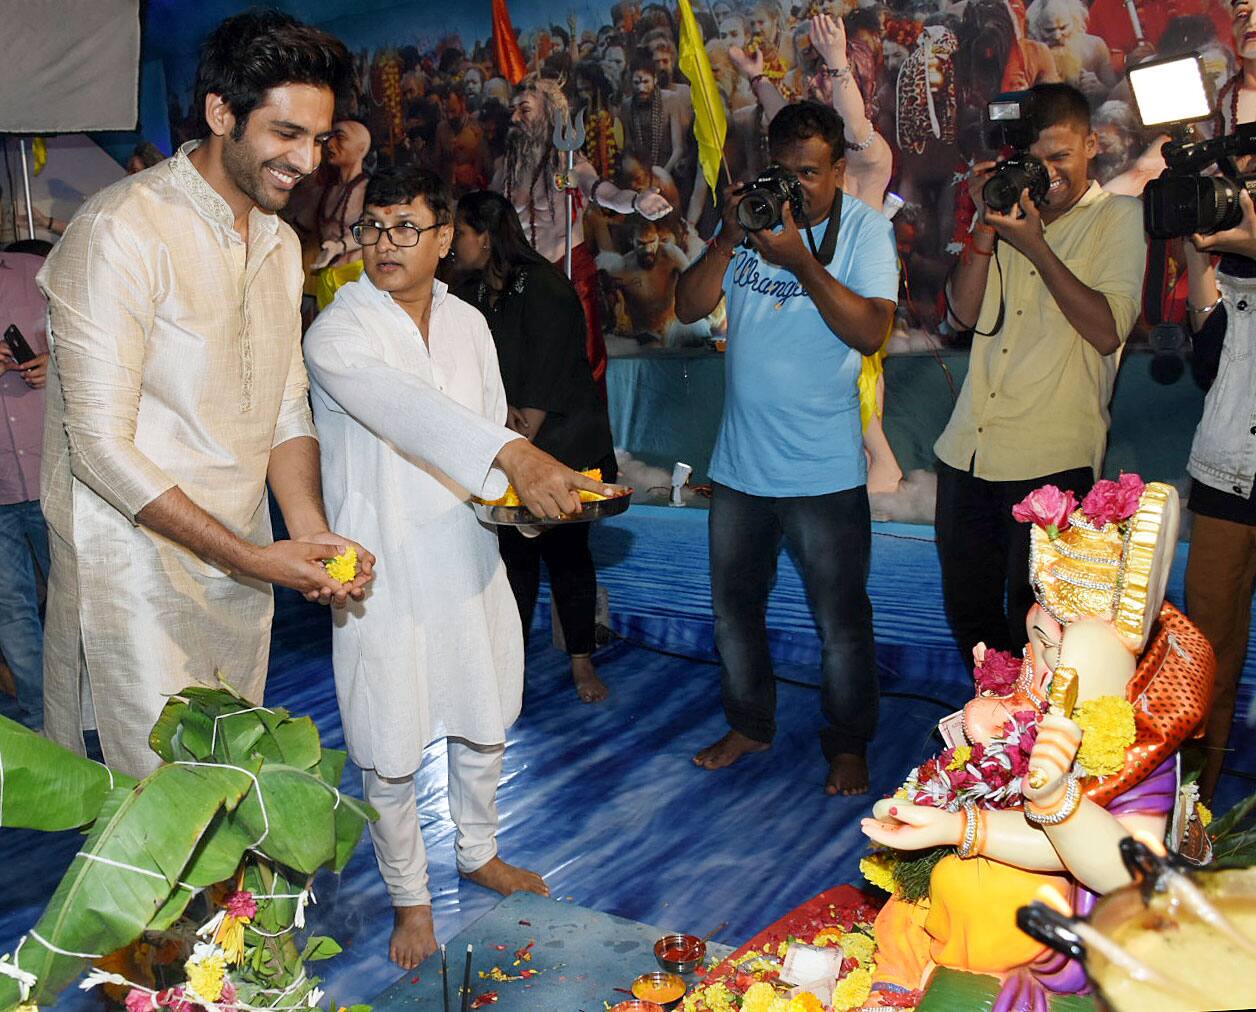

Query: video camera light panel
(1128, 55), (1212, 130)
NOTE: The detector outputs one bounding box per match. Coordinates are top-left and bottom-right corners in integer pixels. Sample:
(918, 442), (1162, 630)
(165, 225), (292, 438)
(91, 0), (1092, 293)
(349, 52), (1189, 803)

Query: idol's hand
(1023, 712), (1083, 804)
(861, 801), (962, 851)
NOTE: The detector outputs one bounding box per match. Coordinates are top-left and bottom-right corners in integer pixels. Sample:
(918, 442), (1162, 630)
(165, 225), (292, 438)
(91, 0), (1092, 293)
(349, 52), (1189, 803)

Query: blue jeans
(708, 482), (878, 759)
(0, 499), (49, 728)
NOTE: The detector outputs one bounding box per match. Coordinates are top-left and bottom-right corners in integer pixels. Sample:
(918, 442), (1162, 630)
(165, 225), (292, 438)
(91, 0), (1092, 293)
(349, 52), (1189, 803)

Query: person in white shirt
(303, 166), (613, 969)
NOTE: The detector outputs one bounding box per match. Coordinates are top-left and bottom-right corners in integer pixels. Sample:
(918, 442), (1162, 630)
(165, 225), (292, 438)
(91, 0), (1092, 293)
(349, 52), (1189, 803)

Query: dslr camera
(982, 91), (1051, 214)
(737, 164), (807, 231)
(1127, 55), (1256, 239)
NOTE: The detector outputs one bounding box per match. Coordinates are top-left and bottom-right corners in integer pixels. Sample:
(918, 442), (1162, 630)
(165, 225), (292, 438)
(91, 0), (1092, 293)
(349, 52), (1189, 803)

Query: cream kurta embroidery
(37, 141), (315, 777)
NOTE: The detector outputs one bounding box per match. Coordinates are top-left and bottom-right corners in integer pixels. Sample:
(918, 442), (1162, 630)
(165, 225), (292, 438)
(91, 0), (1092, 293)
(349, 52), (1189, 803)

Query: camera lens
(737, 191), (779, 231)
(983, 174), (1020, 215)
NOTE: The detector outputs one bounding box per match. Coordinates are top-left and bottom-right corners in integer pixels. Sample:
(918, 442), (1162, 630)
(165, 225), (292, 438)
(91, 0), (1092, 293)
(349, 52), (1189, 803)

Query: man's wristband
(749, 73), (767, 90)
(707, 236), (736, 260)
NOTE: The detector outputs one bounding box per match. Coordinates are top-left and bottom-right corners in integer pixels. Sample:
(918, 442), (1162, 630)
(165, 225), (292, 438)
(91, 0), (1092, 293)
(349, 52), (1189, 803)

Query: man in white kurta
(304, 165), (611, 968)
(36, 14), (369, 778)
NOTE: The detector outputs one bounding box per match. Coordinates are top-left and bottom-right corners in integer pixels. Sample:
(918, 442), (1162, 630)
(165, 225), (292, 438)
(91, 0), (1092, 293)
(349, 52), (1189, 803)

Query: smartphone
(3, 324), (36, 365)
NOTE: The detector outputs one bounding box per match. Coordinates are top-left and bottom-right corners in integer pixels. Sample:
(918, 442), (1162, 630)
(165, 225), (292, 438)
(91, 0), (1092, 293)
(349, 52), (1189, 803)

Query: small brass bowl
(609, 1002), (665, 1012)
(631, 970), (687, 1007)
(654, 933), (706, 974)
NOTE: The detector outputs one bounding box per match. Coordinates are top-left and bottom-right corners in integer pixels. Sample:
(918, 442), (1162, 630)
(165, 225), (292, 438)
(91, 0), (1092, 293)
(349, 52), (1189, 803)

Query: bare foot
(692, 729), (770, 770)
(462, 855), (550, 897)
(390, 904), (437, 970)
(571, 654), (609, 703)
(826, 753), (869, 796)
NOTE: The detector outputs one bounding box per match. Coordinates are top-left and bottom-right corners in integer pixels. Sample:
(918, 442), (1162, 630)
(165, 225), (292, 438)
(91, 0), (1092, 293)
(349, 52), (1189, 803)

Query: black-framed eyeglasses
(351, 221), (443, 247)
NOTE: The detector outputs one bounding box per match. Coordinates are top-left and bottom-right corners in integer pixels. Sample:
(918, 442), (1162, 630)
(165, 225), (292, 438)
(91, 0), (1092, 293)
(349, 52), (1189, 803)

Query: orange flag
(492, 0), (527, 85)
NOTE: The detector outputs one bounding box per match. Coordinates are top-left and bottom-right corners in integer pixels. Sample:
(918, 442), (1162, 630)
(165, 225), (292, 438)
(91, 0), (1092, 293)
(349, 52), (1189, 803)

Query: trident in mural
(551, 107), (585, 280)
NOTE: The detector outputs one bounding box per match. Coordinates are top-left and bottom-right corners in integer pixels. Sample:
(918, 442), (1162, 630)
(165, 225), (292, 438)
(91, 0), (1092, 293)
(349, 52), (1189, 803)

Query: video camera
(737, 164), (807, 232)
(1129, 54), (1256, 239)
(982, 92), (1051, 214)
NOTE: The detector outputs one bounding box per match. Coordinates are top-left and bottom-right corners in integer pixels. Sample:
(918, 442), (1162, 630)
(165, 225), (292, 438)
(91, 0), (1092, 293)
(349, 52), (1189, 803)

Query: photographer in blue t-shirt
(676, 100), (899, 796)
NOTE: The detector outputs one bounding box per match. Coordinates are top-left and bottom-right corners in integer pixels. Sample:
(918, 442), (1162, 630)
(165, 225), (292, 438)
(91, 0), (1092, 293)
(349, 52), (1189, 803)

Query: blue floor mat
(2, 511), (1253, 1008)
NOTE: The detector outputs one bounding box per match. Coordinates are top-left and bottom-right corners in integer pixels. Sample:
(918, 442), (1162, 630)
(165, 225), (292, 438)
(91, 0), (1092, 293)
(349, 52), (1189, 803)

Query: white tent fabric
(0, 0), (140, 133)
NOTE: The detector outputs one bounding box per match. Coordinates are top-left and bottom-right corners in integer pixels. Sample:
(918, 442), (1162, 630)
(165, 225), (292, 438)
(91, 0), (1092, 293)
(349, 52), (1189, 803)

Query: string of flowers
(897, 710), (1041, 813)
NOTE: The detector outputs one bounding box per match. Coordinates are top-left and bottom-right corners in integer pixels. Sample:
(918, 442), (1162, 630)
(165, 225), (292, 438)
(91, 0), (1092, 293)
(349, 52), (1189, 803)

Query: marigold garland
(1073, 695), (1136, 777)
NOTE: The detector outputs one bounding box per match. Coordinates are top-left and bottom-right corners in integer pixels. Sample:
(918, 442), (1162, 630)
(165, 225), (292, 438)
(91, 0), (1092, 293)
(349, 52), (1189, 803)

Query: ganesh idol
(859, 475), (1215, 1010)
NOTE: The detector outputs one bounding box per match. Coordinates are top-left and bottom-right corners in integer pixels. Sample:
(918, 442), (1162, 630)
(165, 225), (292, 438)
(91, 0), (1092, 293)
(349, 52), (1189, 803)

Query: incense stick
(441, 943), (449, 1012)
(460, 942), (474, 1012)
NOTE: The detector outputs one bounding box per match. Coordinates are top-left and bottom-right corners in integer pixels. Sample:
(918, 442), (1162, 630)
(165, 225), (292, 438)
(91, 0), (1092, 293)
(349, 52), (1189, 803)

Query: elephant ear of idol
(0, 685), (376, 1011)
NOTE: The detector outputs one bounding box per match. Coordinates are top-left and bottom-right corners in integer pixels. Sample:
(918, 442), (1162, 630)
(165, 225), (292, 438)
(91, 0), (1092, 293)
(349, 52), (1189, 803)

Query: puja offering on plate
(480, 467), (613, 507)
(680, 889), (882, 1011)
(631, 971), (686, 1005)
(853, 477), (1219, 1010)
(471, 467), (632, 526)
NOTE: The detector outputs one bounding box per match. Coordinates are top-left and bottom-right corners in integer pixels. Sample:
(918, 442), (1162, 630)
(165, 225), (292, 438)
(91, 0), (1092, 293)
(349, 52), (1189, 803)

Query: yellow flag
(32, 136), (47, 176)
(677, 0), (727, 195)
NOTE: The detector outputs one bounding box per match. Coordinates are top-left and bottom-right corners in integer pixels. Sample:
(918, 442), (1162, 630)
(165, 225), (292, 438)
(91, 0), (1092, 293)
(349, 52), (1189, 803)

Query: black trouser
(934, 459), (1092, 662)
(498, 522), (598, 655)
(709, 482), (878, 760)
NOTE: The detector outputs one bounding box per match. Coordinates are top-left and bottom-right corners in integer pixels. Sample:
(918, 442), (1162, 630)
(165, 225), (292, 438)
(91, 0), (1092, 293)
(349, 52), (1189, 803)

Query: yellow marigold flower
(213, 914), (246, 965)
(841, 931), (877, 967)
(893, 785), (909, 799)
(688, 982), (736, 1012)
(1198, 802), (1213, 827)
(184, 950), (226, 1003)
(812, 927), (844, 946)
(832, 967), (873, 1011)
(742, 982), (779, 1012)
(860, 852), (898, 895)
(946, 745), (973, 771)
(1074, 695), (1136, 777)
(787, 994), (824, 1012)
(323, 546), (358, 585)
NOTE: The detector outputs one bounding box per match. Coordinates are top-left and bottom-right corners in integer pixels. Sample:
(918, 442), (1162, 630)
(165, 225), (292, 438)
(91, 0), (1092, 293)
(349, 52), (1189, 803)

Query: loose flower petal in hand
(323, 546), (358, 584)
(1011, 485), (1077, 539)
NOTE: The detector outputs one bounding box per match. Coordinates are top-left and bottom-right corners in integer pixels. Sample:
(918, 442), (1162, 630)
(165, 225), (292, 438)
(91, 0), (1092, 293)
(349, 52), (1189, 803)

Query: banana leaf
(0, 716), (136, 830)
(226, 764), (375, 875)
(0, 760), (257, 1008)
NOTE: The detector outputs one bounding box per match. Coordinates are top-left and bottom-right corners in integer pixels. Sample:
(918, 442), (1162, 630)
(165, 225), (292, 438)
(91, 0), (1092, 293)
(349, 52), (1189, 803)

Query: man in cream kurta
(304, 165), (611, 968)
(36, 13), (368, 777)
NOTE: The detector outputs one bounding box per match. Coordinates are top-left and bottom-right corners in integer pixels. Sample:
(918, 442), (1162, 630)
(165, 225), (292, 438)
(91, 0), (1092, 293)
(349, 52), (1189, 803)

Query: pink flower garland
(973, 649), (1021, 696)
(900, 710), (1041, 811)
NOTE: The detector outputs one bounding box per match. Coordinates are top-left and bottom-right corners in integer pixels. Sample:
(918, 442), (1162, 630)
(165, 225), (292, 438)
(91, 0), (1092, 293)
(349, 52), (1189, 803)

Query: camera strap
(804, 189), (844, 266)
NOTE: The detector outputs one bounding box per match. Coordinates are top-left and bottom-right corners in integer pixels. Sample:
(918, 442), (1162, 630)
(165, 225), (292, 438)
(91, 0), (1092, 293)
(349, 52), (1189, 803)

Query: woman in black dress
(451, 191), (618, 703)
